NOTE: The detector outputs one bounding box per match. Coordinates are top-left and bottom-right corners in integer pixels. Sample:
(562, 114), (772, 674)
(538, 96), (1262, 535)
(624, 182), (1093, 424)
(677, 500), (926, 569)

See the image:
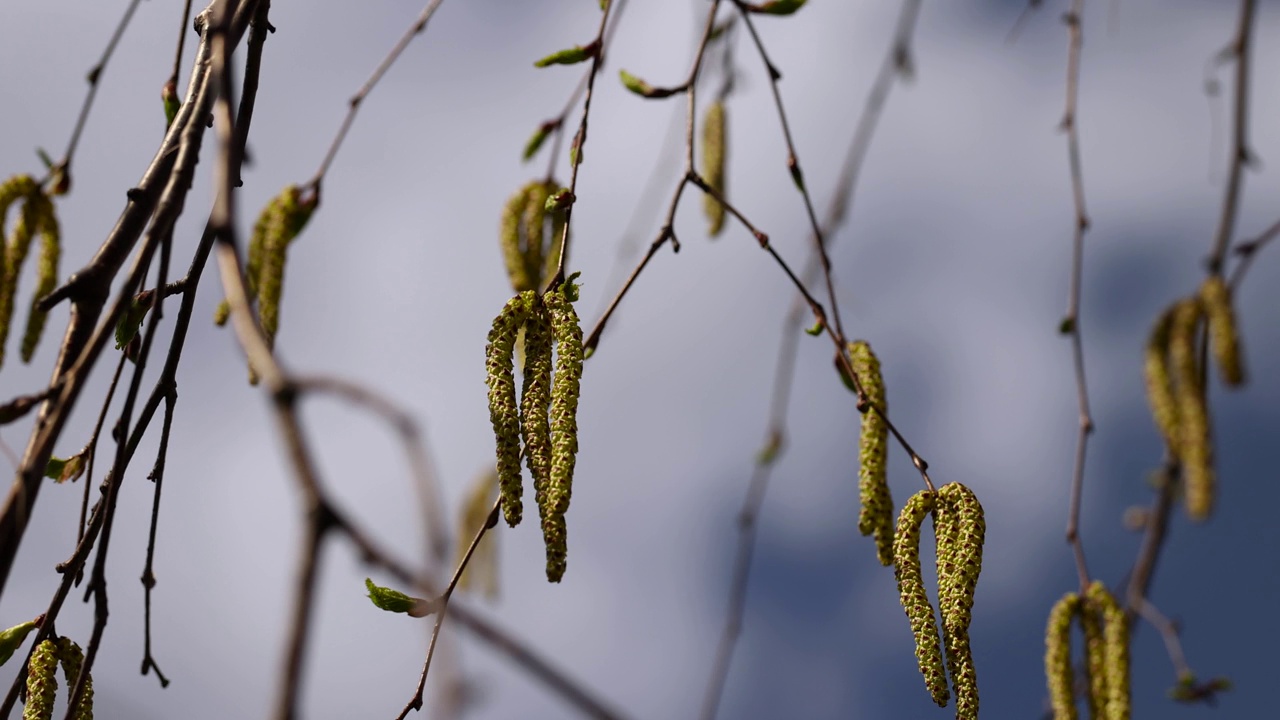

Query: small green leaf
(43, 457), (66, 481)
(0, 621), (37, 666)
(545, 189), (576, 212)
(116, 298), (151, 349)
(523, 122), (554, 161)
(56, 453), (85, 484)
(162, 80), (181, 129)
(750, 0), (808, 16)
(835, 353), (857, 393)
(534, 42), (597, 68)
(1058, 316), (1075, 335)
(788, 160), (805, 192)
(618, 70), (678, 99)
(365, 578), (434, 617)
(804, 320), (823, 336)
(35, 148), (54, 170)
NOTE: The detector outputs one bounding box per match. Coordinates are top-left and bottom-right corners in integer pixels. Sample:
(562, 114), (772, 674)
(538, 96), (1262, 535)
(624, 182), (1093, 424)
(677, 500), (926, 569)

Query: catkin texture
(1045, 593), (1081, 720)
(701, 101), (727, 237)
(1200, 275), (1245, 387)
(1169, 298), (1213, 521)
(849, 341), (893, 566)
(1143, 305), (1179, 452)
(486, 295), (530, 527)
(522, 183), (551, 287)
(20, 195), (60, 363)
(521, 294), (555, 530)
(1079, 597), (1108, 720)
(1087, 582), (1131, 720)
(23, 639), (58, 720)
(938, 483), (983, 720)
(55, 638), (92, 720)
(542, 285), (583, 583)
(0, 187), (43, 369)
(500, 184), (536, 292)
(893, 490), (949, 707)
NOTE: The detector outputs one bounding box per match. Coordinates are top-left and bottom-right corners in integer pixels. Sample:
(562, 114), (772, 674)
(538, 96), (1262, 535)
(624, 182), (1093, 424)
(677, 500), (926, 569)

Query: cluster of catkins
(214, 184), (317, 384)
(1045, 581), (1130, 720)
(1143, 275), (1245, 521)
(0, 174), (62, 369)
(485, 283), (583, 583)
(852, 341), (985, 720)
(24, 636), (92, 720)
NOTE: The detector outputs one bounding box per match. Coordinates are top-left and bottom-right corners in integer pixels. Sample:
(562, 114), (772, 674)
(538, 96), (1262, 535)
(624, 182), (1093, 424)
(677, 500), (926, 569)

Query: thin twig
(57, 0), (145, 184)
(139, 388), (176, 689)
(730, 1), (844, 340)
(305, 0), (447, 193)
(699, 3), (921, 716)
(1207, 0), (1256, 274)
(1059, 0), (1094, 591)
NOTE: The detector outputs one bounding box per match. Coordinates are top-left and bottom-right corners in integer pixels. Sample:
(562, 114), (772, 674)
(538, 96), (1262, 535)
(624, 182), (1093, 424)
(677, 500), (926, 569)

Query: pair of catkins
(851, 340), (986, 720)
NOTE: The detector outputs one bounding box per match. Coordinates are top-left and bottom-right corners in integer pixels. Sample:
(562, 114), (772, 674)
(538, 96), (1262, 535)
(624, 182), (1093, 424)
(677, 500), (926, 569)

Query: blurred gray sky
(1, 1), (1278, 718)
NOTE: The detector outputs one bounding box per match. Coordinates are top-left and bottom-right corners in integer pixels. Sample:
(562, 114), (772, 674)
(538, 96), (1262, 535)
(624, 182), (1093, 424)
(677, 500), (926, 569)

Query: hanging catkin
(1199, 275), (1245, 387)
(701, 101), (727, 237)
(893, 490), (949, 707)
(1045, 592), (1081, 720)
(850, 340), (893, 566)
(542, 282), (583, 582)
(486, 293), (532, 527)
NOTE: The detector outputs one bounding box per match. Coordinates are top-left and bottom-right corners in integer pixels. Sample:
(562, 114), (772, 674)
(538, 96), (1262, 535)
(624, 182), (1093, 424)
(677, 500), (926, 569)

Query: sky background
(1, 0), (1278, 719)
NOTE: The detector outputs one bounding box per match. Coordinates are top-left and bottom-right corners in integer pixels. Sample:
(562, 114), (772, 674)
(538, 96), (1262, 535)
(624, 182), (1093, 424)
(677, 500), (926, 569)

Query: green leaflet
(533, 43), (597, 68)
(365, 578), (434, 617)
(750, 0), (808, 16)
(0, 621), (36, 666)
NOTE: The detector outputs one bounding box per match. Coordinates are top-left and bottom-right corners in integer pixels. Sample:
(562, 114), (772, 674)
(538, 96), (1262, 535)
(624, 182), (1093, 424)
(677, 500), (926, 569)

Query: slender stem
(1059, 0), (1093, 591)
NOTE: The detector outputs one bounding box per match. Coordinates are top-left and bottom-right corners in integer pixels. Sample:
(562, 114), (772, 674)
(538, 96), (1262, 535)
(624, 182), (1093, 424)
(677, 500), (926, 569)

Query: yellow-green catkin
(521, 294), (555, 534)
(937, 482), (983, 720)
(500, 184), (536, 292)
(215, 190), (277, 326)
(455, 470), (500, 599)
(246, 185), (315, 384)
(1045, 593), (1081, 720)
(1086, 582), (1130, 720)
(0, 181), (43, 366)
(542, 284), (583, 583)
(522, 182), (551, 287)
(1080, 596), (1108, 720)
(55, 637), (92, 720)
(20, 194), (60, 363)
(893, 490), (948, 707)
(486, 294), (530, 527)
(23, 638), (58, 720)
(849, 340), (893, 566)
(1200, 275), (1245, 387)
(701, 101), (727, 237)
(1143, 305), (1179, 452)
(1169, 298), (1213, 521)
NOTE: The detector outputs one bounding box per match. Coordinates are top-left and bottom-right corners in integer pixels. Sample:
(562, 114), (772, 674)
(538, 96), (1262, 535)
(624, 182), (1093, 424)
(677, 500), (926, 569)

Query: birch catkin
(486, 294), (531, 527)
(1169, 298), (1214, 521)
(521, 293), (555, 530)
(1086, 582), (1130, 720)
(893, 490), (949, 707)
(1199, 275), (1245, 387)
(20, 194), (60, 363)
(1143, 305), (1179, 452)
(0, 186), (41, 368)
(1045, 593), (1081, 720)
(937, 482), (983, 720)
(849, 340), (893, 566)
(23, 639), (58, 720)
(55, 638), (92, 720)
(542, 282), (584, 582)
(701, 101), (727, 237)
